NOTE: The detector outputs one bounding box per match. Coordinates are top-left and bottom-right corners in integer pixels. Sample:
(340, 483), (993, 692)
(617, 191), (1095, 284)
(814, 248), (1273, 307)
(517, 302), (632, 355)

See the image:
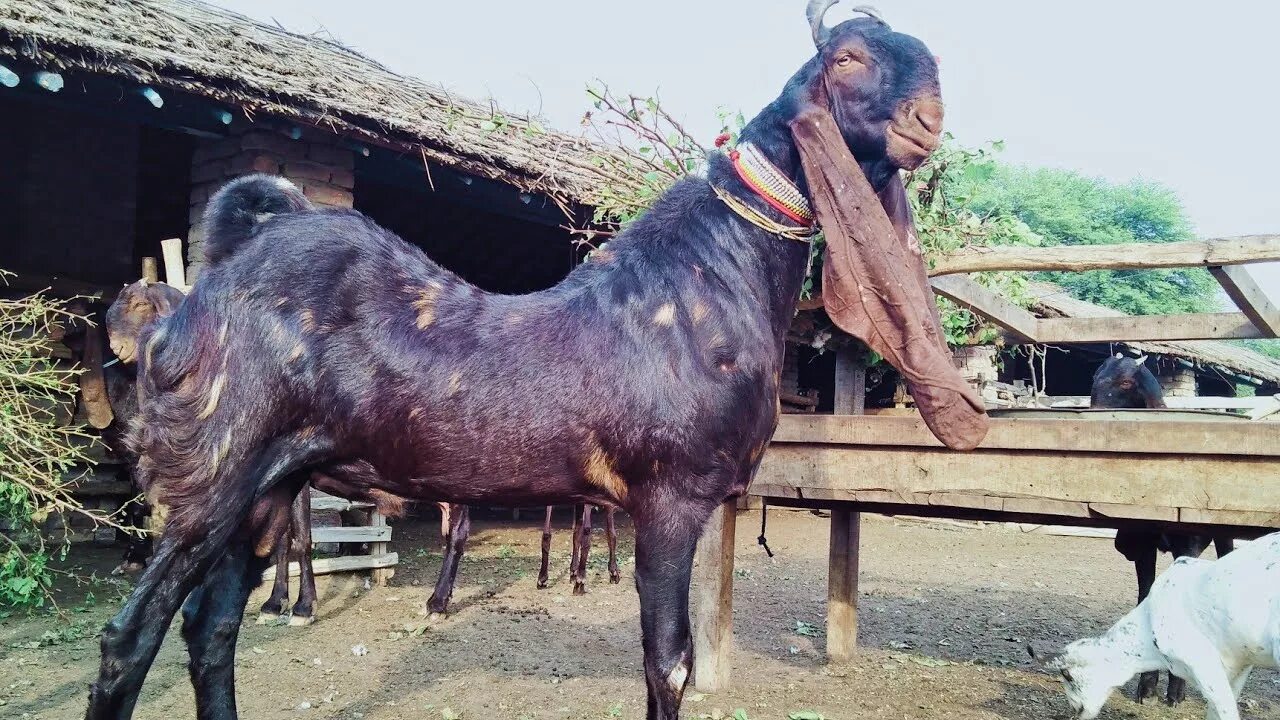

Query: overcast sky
(213, 0), (1280, 302)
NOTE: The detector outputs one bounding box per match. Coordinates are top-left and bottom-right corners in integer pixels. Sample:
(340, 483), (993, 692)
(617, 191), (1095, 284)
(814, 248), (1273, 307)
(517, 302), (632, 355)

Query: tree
(962, 166), (1220, 315)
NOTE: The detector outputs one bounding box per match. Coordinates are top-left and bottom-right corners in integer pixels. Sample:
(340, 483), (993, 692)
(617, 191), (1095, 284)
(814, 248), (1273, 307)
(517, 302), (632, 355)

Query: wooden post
(370, 511), (393, 586)
(828, 347), (864, 662)
(141, 257), (159, 283)
(692, 499), (737, 692)
(160, 238), (187, 290)
(827, 508), (861, 663)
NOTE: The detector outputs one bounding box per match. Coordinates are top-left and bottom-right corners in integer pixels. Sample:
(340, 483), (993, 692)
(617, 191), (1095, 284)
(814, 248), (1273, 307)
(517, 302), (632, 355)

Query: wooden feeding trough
(691, 233), (1280, 691)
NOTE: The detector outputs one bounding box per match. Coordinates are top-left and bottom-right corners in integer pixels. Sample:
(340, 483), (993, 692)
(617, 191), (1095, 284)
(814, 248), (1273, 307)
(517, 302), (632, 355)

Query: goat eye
(835, 54), (859, 68)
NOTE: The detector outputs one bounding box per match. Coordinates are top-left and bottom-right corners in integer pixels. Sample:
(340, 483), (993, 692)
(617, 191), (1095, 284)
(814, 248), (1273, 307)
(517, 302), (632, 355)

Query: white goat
(1030, 531), (1280, 720)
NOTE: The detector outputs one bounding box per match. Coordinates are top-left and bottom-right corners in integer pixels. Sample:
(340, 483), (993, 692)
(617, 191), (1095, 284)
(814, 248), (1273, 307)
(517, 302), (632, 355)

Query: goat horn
(806, 0), (839, 46)
(1114, 352), (1123, 359)
(807, 2), (888, 47)
(1134, 354), (1148, 365)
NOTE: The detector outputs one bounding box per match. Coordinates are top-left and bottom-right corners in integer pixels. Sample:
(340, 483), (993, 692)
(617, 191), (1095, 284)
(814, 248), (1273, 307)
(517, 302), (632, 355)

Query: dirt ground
(4, 509), (1278, 720)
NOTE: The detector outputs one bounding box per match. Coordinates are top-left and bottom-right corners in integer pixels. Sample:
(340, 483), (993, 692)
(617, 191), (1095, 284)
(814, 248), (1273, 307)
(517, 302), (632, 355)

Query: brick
(226, 152), (283, 177)
(328, 167), (355, 189)
(191, 136), (242, 165)
(239, 130), (306, 161)
(284, 161), (334, 183)
(190, 159), (226, 184)
(307, 143), (355, 169)
(302, 183), (353, 208)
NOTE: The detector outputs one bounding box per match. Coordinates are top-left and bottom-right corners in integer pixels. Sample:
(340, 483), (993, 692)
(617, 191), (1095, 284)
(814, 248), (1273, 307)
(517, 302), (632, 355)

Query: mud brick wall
(185, 127), (355, 281)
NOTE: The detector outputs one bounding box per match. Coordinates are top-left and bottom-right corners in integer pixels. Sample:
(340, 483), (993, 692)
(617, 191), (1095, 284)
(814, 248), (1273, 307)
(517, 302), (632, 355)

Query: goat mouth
(885, 123), (940, 170)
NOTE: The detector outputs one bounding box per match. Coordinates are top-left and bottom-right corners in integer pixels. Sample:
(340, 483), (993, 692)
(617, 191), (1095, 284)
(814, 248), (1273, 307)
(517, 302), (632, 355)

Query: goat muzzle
(886, 97), (944, 170)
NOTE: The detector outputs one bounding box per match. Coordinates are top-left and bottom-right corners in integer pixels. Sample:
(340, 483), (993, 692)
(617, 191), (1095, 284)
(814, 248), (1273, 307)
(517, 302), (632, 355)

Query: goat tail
(202, 174), (312, 267)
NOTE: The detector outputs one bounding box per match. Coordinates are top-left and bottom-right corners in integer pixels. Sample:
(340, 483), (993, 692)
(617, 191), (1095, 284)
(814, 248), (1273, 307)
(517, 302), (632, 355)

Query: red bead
(714, 132), (731, 148)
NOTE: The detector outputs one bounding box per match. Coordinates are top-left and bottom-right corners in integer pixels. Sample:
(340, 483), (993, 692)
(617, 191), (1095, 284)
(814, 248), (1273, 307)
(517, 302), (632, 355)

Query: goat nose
(912, 99), (945, 135)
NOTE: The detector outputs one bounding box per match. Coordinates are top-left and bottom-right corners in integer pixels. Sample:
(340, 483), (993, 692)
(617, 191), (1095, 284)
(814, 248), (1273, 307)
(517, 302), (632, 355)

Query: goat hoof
(609, 573), (622, 584)
(288, 614), (315, 627)
(572, 583), (587, 596)
(256, 612), (283, 625)
(427, 612), (447, 623)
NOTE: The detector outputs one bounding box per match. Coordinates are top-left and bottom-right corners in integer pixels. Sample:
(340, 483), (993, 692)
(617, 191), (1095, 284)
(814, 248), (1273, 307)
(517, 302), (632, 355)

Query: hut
(0, 0), (615, 299)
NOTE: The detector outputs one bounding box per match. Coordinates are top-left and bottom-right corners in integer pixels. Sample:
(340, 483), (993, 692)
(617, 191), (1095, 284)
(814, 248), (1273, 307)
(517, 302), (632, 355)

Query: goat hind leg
(537, 506), (554, 589)
(572, 505), (593, 596)
(257, 522), (292, 623)
(606, 507), (621, 584)
(427, 505), (471, 616)
(1129, 539), (1160, 703)
(288, 484), (318, 626)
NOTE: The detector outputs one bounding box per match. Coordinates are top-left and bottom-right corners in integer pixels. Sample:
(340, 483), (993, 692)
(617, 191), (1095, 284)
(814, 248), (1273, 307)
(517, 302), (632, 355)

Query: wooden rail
(928, 234), (1280, 276)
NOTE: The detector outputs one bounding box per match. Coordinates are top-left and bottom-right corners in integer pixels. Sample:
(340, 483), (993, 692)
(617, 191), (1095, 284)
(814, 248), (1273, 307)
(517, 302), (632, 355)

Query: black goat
(538, 505), (623, 594)
(93, 280), (185, 574)
(1094, 354), (1235, 706)
(88, 5), (956, 718)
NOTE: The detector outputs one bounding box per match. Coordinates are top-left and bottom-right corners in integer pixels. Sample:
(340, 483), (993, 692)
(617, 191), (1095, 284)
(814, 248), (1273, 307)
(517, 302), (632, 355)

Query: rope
(757, 498), (775, 558)
(712, 186), (816, 245)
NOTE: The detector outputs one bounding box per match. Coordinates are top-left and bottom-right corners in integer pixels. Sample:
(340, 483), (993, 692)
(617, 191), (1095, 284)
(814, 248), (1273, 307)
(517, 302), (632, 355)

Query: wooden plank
(1087, 502), (1178, 522)
(310, 492), (375, 512)
(692, 499), (737, 692)
(827, 510), (860, 663)
(771, 414), (1280, 457)
(370, 512), (393, 586)
(1210, 265), (1280, 338)
(929, 235), (1280, 276)
(310, 525), (391, 544)
(141, 257), (159, 283)
(262, 552), (398, 581)
(754, 444), (1280, 519)
(160, 238), (190, 291)
(930, 275), (1040, 341)
(1032, 312), (1261, 343)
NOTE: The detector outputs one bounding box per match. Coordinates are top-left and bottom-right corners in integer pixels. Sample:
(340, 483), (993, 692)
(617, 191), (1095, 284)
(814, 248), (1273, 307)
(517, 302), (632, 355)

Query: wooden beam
(929, 235), (1280, 276)
(827, 509), (860, 663)
(754, 444), (1280, 520)
(1210, 265), (1280, 338)
(310, 492), (375, 512)
(930, 275), (1041, 341)
(692, 499), (737, 692)
(1032, 312), (1262, 343)
(771, 414), (1280, 457)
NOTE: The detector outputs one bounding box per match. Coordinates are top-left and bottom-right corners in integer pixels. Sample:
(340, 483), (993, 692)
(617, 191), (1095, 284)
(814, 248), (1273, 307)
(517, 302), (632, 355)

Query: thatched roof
(0, 0), (616, 205)
(1028, 282), (1280, 384)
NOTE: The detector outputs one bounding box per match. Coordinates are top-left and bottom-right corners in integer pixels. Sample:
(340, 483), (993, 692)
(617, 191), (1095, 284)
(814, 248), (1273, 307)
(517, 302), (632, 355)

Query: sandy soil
(3, 509), (1277, 720)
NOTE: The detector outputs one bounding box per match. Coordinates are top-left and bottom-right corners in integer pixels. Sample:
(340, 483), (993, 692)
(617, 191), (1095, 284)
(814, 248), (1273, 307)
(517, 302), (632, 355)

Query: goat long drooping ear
(791, 105), (988, 451)
(806, 0), (885, 46)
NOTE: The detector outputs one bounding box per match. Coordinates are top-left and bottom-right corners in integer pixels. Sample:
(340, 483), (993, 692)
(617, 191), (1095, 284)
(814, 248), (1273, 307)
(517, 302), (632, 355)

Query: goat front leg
(1187, 658), (1243, 720)
(572, 504), (593, 595)
(181, 539), (268, 719)
(427, 504), (471, 616)
(606, 507), (621, 584)
(633, 503), (705, 720)
(88, 523), (240, 719)
(289, 484), (317, 626)
(1117, 530), (1160, 704)
(537, 506), (554, 589)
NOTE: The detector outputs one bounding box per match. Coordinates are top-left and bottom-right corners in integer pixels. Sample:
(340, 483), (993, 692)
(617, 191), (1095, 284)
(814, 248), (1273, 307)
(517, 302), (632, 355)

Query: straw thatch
(0, 0), (622, 206)
(1028, 282), (1280, 384)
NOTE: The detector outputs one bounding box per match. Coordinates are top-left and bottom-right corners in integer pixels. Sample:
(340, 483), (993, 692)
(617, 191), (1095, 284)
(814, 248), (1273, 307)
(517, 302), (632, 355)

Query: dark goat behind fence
(1094, 354), (1236, 706)
(87, 4), (972, 719)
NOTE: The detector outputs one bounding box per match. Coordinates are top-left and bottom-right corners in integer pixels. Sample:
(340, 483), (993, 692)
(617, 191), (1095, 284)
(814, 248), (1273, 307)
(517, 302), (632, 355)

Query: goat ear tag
(789, 105), (988, 451)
